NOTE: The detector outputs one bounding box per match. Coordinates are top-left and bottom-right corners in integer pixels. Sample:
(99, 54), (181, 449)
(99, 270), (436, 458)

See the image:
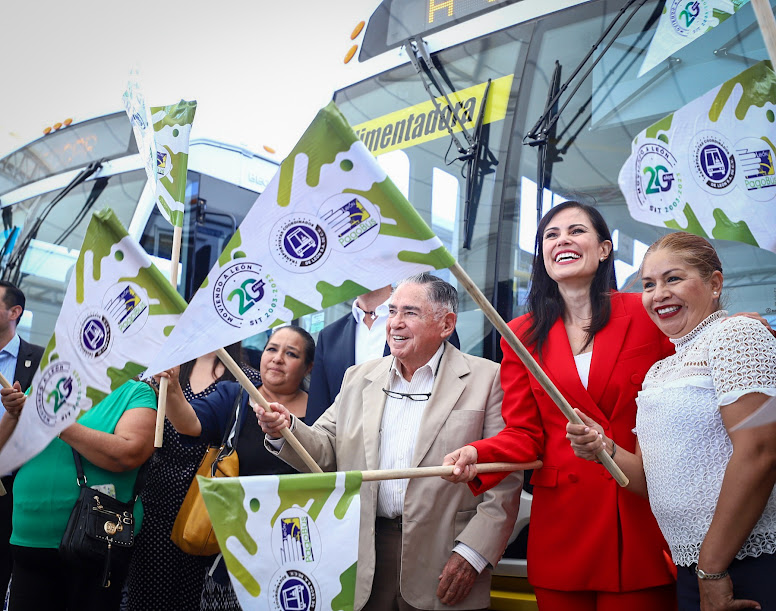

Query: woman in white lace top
(567, 232), (776, 611)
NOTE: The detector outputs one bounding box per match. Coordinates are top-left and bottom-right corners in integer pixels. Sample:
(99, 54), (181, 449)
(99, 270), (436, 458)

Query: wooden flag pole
(216, 347), (323, 474)
(154, 224), (184, 448)
(361, 461), (542, 482)
(752, 0), (776, 67)
(448, 262), (629, 487)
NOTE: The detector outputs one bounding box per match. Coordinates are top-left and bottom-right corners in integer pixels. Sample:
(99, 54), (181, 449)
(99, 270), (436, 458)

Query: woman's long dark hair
(178, 342), (245, 387)
(525, 201), (617, 357)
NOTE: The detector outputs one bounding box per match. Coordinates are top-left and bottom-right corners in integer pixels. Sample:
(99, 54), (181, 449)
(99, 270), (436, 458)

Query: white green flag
(0, 209), (188, 472)
(638, 0), (750, 77)
(123, 78), (197, 227)
(619, 61), (776, 252)
(199, 471), (361, 611)
(151, 100), (197, 227)
(123, 73), (156, 189)
(144, 101), (456, 376)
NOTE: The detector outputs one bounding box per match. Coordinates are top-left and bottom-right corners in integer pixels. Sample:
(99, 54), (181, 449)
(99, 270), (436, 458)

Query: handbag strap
(221, 387), (243, 453)
(208, 387), (243, 477)
(70, 447), (147, 502)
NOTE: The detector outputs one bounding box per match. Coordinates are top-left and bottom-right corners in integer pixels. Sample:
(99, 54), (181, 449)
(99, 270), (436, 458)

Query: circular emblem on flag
(668, 0), (710, 37)
(270, 570), (319, 611)
(634, 142), (683, 218)
(75, 312), (113, 360)
(317, 193), (381, 254)
(212, 261), (279, 328)
(270, 214), (330, 273)
(691, 132), (736, 193)
(35, 361), (83, 427)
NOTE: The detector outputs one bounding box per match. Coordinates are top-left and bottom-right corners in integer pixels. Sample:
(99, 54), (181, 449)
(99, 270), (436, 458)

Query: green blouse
(11, 380), (157, 549)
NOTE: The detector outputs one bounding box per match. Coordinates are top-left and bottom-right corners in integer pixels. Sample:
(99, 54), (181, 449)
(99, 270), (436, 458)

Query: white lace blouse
(636, 310), (776, 566)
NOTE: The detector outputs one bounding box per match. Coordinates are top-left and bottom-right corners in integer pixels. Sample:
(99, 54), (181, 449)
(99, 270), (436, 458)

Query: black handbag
(59, 448), (145, 588)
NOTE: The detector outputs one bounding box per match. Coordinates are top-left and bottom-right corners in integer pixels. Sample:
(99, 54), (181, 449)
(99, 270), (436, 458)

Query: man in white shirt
(306, 285), (460, 424)
(258, 273), (521, 611)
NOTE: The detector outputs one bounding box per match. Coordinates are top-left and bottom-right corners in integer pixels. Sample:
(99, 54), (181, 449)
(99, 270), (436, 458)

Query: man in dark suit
(307, 285), (460, 423)
(0, 280), (43, 595)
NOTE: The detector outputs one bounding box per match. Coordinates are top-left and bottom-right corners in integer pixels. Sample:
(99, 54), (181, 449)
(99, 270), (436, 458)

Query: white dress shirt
(352, 298), (390, 365)
(377, 343), (488, 573)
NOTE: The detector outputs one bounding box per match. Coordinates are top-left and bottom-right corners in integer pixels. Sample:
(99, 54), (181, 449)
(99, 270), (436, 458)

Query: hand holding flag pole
(448, 261), (629, 487)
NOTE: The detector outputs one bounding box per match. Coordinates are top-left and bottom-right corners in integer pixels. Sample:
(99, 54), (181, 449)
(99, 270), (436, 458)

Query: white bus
(0, 112), (279, 360)
(329, 0), (776, 607)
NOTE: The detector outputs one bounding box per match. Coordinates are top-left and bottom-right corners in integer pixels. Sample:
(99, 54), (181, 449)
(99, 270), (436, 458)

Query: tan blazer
(272, 342), (522, 611)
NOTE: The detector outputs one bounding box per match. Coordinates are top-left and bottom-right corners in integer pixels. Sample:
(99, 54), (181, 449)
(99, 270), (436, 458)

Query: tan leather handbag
(171, 389), (242, 556)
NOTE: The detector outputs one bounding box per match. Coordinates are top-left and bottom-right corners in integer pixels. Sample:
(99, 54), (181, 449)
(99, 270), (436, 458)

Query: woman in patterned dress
(125, 342), (259, 611)
(159, 325), (315, 611)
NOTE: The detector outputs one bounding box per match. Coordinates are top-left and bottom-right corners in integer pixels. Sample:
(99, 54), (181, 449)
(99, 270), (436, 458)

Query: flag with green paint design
(0, 208), (188, 472)
(638, 0), (750, 77)
(123, 77), (197, 227)
(151, 100), (197, 227)
(144, 101), (456, 377)
(199, 471), (361, 611)
(619, 61), (776, 253)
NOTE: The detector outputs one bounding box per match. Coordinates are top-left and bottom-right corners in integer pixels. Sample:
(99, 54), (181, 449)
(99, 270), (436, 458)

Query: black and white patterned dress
(124, 366), (260, 611)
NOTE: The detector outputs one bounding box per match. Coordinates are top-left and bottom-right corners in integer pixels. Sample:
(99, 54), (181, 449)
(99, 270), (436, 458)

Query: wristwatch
(695, 567), (729, 580)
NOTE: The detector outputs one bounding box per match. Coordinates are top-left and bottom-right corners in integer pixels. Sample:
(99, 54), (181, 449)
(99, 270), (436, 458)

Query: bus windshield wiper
(405, 37), (495, 249)
(3, 159), (104, 285)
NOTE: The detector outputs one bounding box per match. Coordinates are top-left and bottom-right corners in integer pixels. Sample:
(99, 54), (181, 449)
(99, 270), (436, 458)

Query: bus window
(376, 150), (411, 198)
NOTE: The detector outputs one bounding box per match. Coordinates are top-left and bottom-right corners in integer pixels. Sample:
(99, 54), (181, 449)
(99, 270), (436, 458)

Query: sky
(0, 0), (382, 160)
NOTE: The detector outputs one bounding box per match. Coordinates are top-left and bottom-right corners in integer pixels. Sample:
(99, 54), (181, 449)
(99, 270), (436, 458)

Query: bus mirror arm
(405, 37), (475, 157)
(404, 37), (497, 250)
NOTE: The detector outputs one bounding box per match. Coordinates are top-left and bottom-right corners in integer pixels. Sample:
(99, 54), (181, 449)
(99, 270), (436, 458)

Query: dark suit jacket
(13, 337), (43, 392)
(306, 313), (459, 423)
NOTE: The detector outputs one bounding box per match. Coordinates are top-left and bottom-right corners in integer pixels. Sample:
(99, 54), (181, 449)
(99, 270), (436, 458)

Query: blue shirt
(0, 334), (20, 417)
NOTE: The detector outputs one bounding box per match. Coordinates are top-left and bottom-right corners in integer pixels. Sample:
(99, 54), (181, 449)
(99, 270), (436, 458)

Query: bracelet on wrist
(609, 440), (616, 459)
(695, 566), (729, 580)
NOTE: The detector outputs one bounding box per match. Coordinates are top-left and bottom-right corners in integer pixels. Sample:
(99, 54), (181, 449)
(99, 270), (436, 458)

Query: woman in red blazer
(444, 201), (676, 611)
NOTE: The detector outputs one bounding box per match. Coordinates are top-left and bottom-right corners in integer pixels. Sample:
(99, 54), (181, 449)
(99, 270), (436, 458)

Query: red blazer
(472, 292), (675, 592)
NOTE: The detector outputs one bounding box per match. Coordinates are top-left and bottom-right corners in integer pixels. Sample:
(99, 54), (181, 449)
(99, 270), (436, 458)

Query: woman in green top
(0, 378), (157, 610)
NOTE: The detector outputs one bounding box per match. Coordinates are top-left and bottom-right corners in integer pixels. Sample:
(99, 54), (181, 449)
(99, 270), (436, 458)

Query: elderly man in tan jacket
(257, 272), (522, 611)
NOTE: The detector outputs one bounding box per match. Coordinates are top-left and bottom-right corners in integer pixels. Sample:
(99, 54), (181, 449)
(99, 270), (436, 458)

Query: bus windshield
(0, 113), (279, 349)
(335, 0), (776, 360)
